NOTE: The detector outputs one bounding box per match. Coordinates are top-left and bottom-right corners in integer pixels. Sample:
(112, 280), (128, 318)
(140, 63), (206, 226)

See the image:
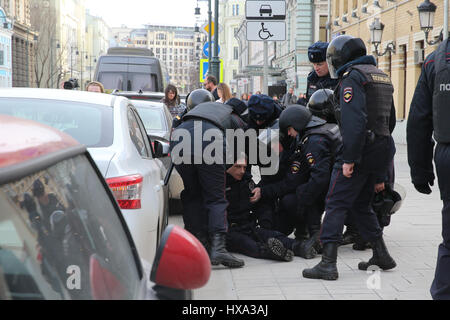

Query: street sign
(202, 41), (221, 58)
(246, 0), (286, 20)
(200, 59), (224, 83)
(246, 21), (286, 41)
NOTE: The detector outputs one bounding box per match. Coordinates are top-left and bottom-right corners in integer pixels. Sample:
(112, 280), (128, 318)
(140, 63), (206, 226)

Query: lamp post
(369, 18), (396, 56)
(417, 0), (448, 45)
(209, 0), (220, 82)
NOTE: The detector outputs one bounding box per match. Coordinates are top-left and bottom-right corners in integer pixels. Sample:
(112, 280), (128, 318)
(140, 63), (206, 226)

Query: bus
(94, 47), (169, 93)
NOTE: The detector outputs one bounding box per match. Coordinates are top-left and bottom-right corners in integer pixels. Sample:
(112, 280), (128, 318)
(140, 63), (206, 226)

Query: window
(127, 108), (150, 158)
(0, 50), (4, 66)
(319, 16), (328, 42)
(234, 47), (239, 60)
(0, 154), (141, 300)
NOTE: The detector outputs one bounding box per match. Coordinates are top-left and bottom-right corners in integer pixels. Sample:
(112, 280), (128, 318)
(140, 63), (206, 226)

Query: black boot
(358, 237), (396, 271)
(292, 237), (317, 259)
(260, 238), (294, 262)
(352, 234), (371, 251)
(339, 227), (359, 246)
(210, 233), (245, 268)
(194, 232), (210, 253)
(302, 242), (339, 281)
(308, 229), (322, 255)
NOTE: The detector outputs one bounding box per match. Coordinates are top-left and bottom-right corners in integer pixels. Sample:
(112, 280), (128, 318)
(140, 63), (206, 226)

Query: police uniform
(320, 55), (396, 245)
(170, 101), (246, 268)
(299, 42), (339, 106)
(407, 39), (450, 300)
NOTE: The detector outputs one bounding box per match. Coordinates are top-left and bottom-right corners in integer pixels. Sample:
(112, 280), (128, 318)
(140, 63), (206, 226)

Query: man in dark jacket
(297, 42), (339, 106)
(407, 38), (450, 300)
(225, 155), (316, 260)
(303, 35), (397, 281)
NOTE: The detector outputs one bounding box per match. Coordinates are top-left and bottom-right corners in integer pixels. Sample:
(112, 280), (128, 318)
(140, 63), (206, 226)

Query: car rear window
(0, 154), (141, 300)
(135, 106), (167, 132)
(0, 99), (113, 148)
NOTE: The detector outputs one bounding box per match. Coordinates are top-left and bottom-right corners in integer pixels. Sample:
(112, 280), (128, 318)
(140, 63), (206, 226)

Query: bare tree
(30, 0), (69, 88)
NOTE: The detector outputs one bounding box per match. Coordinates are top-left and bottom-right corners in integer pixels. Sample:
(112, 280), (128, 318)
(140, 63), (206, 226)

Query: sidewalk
(170, 143), (443, 300)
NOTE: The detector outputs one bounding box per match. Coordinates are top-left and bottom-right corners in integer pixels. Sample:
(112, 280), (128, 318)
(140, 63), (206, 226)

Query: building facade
(85, 12), (110, 86)
(1, 0), (37, 87)
(330, 0), (449, 120)
(0, 6), (12, 87)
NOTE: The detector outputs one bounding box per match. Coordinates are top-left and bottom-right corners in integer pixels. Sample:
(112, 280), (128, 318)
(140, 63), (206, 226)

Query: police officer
(246, 94), (282, 131)
(278, 105), (342, 252)
(407, 38), (450, 299)
(298, 42), (339, 106)
(172, 89), (215, 129)
(170, 92), (245, 268)
(303, 35), (397, 280)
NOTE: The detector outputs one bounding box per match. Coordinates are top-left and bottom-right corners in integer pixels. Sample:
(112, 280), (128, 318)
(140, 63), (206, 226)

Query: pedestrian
(225, 154), (316, 261)
(299, 41), (339, 105)
(302, 35), (397, 281)
(162, 84), (184, 118)
(203, 75), (220, 100)
(297, 93), (308, 107)
(407, 38), (450, 300)
(217, 83), (232, 103)
(86, 81), (105, 93)
(170, 90), (246, 269)
(241, 93), (249, 102)
(281, 87), (297, 107)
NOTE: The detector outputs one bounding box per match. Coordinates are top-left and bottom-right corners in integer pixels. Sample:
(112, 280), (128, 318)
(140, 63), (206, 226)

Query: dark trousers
(277, 193), (324, 238)
(226, 226), (295, 259)
(176, 163), (228, 236)
(431, 143), (450, 300)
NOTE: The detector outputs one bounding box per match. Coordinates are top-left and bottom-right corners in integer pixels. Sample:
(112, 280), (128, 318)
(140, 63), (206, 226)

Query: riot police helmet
(307, 89), (336, 122)
(279, 105), (313, 134)
(326, 35), (367, 79)
(186, 89), (215, 111)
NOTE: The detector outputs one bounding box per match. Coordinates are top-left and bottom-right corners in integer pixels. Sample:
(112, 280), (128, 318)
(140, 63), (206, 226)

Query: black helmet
(307, 89), (336, 123)
(186, 89), (215, 111)
(372, 183), (406, 227)
(279, 105), (312, 134)
(326, 35), (367, 79)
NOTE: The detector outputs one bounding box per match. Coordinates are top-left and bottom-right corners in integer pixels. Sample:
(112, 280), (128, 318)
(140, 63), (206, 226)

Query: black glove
(414, 180), (434, 195)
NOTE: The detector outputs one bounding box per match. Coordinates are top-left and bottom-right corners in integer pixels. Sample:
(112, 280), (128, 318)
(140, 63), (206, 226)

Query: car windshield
(135, 106), (167, 132)
(0, 154), (141, 300)
(99, 72), (157, 92)
(0, 99), (114, 148)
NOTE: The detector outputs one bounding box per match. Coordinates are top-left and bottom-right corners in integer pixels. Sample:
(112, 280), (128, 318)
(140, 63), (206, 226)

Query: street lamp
(417, 0), (443, 45)
(369, 18), (396, 56)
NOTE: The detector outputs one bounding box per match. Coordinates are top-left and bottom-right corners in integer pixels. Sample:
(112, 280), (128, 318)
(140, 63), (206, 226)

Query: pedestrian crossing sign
(200, 59), (224, 83)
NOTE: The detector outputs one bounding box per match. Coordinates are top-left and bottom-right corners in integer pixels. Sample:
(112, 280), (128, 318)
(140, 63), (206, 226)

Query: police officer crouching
(303, 35), (397, 281)
(298, 42), (339, 106)
(278, 104), (342, 254)
(407, 38), (450, 299)
(170, 88), (245, 268)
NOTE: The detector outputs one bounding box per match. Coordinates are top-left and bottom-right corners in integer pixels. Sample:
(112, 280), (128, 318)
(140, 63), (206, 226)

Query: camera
(63, 78), (80, 90)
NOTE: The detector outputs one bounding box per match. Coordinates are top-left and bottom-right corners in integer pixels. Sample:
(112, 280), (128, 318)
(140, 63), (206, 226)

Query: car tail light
(106, 175), (143, 210)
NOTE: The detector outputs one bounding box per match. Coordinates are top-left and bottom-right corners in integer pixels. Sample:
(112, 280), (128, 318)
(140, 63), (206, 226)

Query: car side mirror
(150, 225), (211, 290)
(152, 140), (170, 158)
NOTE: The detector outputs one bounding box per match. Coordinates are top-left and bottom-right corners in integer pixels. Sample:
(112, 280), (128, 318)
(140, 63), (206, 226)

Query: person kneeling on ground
(225, 154), (316, 261)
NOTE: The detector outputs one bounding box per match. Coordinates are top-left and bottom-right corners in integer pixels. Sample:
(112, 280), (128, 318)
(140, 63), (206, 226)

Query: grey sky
(85, 0), (210, 28)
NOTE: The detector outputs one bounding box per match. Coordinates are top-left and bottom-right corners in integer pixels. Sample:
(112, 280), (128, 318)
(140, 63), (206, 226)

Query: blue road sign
(203, 41), (221, 58)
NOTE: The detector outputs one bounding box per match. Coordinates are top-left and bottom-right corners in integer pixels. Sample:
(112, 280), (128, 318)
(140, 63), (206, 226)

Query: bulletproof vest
(183, 103), (234, 131)
(348, 64), (394, 137)
(302, 123), (342, 158)
(432, 39), (450, 143)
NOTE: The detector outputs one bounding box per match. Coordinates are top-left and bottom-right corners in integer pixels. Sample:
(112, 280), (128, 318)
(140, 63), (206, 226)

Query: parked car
(0, 88), (168, 264)
(0, 115), (210, 300)
(113, 92), (185, 213)
(112, 90), (187, 106)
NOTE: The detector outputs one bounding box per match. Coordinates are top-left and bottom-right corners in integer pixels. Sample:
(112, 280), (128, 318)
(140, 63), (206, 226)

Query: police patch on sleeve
(291, 161), (301, 174)
(306, 153), (316, 166)
(343, 87), (353, 103)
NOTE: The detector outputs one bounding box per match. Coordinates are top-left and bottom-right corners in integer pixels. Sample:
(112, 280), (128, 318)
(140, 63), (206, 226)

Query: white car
(0, 88), (169, 264)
